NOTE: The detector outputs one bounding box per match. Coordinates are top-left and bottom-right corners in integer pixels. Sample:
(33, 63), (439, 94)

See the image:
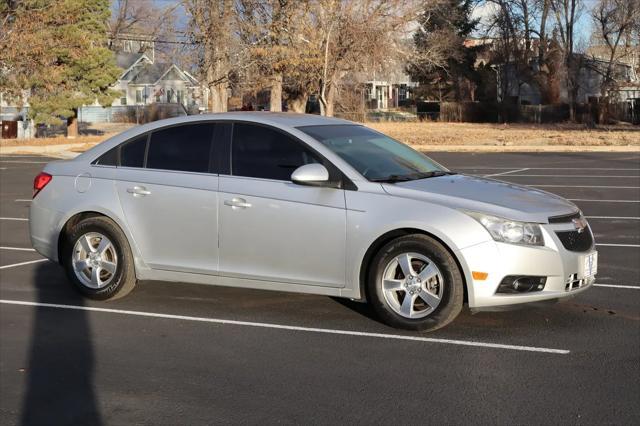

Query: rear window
(120, 135), (148, 168)
(147, 123), (215, 173)
(94, 147), (118, 166)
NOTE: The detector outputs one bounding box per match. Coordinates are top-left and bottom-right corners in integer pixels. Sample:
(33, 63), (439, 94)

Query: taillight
(33, 172), (52, 198)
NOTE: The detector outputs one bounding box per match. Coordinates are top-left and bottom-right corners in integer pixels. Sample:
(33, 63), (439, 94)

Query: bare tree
(236, 1), (313, 111)
(549, 0), (584, 119)
(312, 0), (417, 116)
(592, 0), (640, 97)
(109, 0), (178, 48)
(183, 0), (237, 112)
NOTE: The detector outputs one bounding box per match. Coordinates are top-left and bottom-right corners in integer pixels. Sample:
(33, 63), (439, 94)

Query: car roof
(74, 112), (357, 162)
(137, 112), (354, 130)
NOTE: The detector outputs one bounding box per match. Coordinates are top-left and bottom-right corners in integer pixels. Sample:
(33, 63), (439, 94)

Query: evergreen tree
(1, 0), (121, 137)
(407, 0), (479, 101)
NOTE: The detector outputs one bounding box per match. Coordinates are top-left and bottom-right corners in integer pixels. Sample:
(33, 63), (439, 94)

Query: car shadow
(20, 263), (102, 425)
(329, 296), (382, 323)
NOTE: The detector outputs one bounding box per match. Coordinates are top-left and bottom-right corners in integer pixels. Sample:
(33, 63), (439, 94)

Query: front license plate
(582, 252), (598, 278)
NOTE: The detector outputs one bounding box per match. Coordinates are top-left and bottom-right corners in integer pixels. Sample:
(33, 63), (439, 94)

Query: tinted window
(214, 123), (232, 175)
(147, 123), (215, 173)
(298, 125), (445, 181)
(120, 135), (148, 168)
(94, 147), (118, 166)
(232, 123), (318, 181)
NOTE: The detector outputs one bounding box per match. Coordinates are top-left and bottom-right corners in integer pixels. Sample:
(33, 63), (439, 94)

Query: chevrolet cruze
(29, 113), (597, 331)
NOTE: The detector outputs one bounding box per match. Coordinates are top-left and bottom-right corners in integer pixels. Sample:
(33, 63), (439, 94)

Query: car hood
(382, 174), (579, 223)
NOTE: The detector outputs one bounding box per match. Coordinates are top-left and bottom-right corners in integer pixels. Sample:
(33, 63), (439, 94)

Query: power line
(109, 34), (195, 46)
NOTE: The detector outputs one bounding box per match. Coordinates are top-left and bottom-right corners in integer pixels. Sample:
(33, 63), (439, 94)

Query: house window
(135, 89), (143, 104)
(120, 95), (127, 105)
(177, 90), (184, 105)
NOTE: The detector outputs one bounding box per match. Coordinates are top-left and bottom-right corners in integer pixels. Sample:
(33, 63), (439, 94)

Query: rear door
(115, 122), (229, 275)
(218, 123), (347, 288)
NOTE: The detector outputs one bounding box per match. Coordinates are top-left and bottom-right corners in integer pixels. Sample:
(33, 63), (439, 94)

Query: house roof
(129, 63), (167, 84)
(115, 52), (141, 70)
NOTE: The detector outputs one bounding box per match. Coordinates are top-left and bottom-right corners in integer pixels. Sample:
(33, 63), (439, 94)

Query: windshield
(297, 125), (449, 182)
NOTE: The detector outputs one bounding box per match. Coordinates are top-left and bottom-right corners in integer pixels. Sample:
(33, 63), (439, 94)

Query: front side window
(298, 125), (446, 182)
(120, 135), (148, 168)
(232, 123), (319, 181)
(147, 123), (215, 173)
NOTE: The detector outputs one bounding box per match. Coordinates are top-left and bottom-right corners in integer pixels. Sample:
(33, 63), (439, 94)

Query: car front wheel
(367, 234), (464, 331)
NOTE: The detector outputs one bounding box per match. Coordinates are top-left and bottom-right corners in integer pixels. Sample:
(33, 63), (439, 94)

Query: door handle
(224, 198), (252, 209)
(127, 186), (151, 197)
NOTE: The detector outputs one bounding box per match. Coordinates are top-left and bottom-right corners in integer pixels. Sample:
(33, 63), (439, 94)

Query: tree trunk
(209, 83), (227, 113)
(324, 83), (337, 117)
(288, 93), (307, 113)
(67, 109), (78, 139)
(270, 74), (283, 112)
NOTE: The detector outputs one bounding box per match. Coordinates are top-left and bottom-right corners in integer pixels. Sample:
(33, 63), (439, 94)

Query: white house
(112, 52), (209, 112)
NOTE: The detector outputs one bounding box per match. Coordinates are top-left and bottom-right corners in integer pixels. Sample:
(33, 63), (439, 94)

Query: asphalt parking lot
(1, 152), (639, 425)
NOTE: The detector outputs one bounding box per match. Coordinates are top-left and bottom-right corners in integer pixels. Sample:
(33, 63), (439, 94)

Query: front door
(218, 123), (346, 288)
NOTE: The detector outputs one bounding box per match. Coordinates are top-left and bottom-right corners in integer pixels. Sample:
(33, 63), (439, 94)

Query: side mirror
(291, 163), (330, 186)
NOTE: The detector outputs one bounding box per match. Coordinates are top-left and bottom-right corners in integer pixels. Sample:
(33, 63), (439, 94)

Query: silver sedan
(29, 113), (597, 331)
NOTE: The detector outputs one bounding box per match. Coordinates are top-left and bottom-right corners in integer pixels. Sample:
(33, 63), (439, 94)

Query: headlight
(465, 212), (544, 246)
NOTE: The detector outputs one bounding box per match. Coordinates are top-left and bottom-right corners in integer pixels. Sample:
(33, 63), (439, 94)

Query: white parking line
(0, 246), (36, 251)
(569, 199), (640, 203)
(483, 168), (529, 177)
(503, 175), (640, 178)
(0, 217), (28, 221)
(454, 167), (640, 170)
(0, 259), (47, 270)
(586, 216), (640, 220)
(14, 199), (31, 202)
(0, 299), (570, 354)
(532, 185), (640, 189)
(594, 284), (640, 290)
(597, 243), (640, 248)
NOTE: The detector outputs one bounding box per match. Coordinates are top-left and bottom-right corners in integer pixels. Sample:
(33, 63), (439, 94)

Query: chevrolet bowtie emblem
(572, 217), (588, 233)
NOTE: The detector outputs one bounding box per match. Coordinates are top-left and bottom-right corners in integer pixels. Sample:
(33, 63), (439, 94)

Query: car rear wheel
(63, 216), (136, 300)
(367, 234), (464, 331)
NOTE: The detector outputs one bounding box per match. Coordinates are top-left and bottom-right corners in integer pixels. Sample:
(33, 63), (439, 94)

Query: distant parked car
(29, 113), (596, 331)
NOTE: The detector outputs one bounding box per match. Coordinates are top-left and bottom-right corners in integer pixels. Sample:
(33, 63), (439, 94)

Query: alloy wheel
(72, 232), (118, 289)
(381, 252), (444, 319)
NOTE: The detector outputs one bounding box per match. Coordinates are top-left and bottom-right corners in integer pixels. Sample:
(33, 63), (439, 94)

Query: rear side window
(147, 123), (215, 173)
(120, 135), (148, 168)
(232, 123), (318, 181)
(94, 147), (118, 166)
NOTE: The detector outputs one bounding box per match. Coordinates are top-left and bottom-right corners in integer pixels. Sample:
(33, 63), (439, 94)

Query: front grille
(555, 226), (594, 252)
(565, 273), (588, 291)
(549, 211), (581, 224)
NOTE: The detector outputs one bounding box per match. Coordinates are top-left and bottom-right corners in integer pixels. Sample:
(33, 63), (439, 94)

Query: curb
(0, 142), (89, 156)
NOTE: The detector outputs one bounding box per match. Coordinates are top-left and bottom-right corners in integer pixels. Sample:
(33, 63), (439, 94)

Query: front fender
(344, 190), (491, 301)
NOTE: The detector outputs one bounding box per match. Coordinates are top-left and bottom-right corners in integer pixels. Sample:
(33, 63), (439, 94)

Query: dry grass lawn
(2, 122), (639, 152)
(367, 122), (640, 148)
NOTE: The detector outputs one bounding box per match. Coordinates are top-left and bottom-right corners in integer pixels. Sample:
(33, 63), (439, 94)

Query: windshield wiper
(370, 171), (456, 183)
(370, 174), (414, 183)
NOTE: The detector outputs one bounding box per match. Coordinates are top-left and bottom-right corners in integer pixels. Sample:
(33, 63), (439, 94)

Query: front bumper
(458, 224), (596, 309)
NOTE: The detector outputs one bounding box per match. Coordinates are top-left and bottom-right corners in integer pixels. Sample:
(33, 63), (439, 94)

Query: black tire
(62, 216), (136, 300)
(367, 234), (464, 331)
